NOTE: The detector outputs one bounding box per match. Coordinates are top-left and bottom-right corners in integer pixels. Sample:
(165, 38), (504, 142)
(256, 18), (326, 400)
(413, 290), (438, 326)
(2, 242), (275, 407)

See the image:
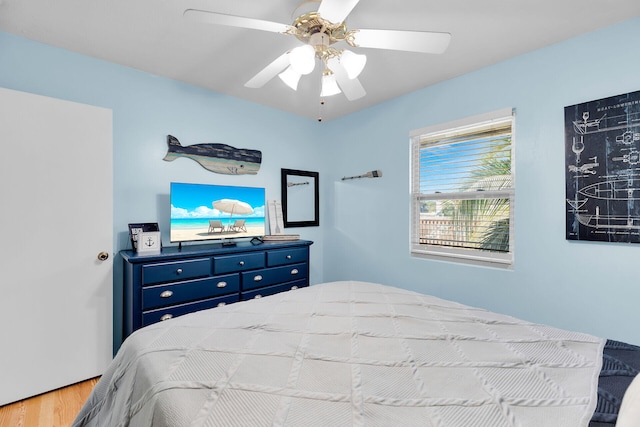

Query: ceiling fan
(184, 0), (451, 101)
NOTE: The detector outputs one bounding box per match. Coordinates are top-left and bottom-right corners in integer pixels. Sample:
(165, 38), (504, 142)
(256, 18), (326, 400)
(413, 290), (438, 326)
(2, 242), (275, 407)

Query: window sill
(411, 246), (513, 270)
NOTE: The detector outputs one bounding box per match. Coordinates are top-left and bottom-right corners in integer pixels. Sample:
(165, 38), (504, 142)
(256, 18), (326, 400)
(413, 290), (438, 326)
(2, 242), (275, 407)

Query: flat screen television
(170, 182), (266, 244)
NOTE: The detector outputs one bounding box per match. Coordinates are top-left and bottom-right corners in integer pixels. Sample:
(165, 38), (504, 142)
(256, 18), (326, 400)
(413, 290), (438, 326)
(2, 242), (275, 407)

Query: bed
(73, 281), (639, 427)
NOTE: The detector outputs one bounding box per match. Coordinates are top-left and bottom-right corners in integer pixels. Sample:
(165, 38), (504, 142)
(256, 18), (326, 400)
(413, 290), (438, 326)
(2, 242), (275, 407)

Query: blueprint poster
(565, 90), (640, 242)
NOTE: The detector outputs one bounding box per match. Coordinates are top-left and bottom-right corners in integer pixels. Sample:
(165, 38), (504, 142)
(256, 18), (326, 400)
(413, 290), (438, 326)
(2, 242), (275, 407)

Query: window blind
(410, 109), (515, 267)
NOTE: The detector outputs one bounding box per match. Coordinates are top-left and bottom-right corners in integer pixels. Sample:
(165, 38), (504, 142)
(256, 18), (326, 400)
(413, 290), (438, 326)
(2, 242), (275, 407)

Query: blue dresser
(121, 240), (312, 339)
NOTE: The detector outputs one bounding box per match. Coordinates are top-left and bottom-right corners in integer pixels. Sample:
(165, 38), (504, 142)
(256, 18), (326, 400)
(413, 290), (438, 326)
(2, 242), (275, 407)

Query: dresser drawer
(214, 252), (264, 274)
(242, 263), (307, 291)
(121, 240), (313, 343)
(142, 258), (211, 285)
(142, 294), (239, 326)
(142, 274), (240, 310)
(242, 280), (308, 300)
(266, 247), (308, 267)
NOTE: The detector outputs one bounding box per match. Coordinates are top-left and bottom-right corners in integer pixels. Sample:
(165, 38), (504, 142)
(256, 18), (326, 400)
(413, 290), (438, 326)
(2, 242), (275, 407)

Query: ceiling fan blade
(329, 58), (366, 101)
(184, 9), (293, 33)
(351, 29), (451, 54)
(317, 0), (360, 23)
(245, 52), (291, 88)
(337, 75), (366, 101)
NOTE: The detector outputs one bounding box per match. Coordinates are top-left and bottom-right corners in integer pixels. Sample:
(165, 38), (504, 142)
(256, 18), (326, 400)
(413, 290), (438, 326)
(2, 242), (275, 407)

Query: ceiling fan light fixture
(278, 66), (302, 90)
(320, 71), (341, 97)
(185, 2), (451, 104)
(289, 45), (316, 75)
(340, 50), (366, 79)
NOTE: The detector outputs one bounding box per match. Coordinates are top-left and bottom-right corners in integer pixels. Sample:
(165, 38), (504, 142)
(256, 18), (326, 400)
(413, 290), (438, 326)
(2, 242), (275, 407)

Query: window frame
(409, 108), (515, 269)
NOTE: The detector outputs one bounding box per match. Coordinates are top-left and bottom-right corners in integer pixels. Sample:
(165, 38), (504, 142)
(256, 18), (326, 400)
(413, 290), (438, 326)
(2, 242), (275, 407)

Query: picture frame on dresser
(128, 222), (160, 250)
(137, 231), (161, 254)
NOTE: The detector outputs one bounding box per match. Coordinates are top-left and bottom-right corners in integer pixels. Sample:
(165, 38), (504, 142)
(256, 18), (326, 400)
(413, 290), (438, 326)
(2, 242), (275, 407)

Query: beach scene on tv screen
(170, 183), (265, 242)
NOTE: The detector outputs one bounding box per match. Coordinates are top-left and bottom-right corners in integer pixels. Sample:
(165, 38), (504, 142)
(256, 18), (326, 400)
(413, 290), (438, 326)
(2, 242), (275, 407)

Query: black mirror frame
(281, 168), (319, 228)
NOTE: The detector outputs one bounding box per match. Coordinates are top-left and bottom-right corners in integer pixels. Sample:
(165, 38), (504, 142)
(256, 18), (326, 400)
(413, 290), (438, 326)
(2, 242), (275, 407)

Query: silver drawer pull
(286, 255), (292, 259)
(254, 294), (262, 299)
(253, 275), (263, 282)
(160, 314), (173, 321)
(217, 281), (227, 288)
(176, 268), (183, 275)
(291, 285), (299, 290)
(290, 268), (299, 275)
(160, 290), (173, 298)
(239, 261), (245, 266)
(217, 302), (226, 307)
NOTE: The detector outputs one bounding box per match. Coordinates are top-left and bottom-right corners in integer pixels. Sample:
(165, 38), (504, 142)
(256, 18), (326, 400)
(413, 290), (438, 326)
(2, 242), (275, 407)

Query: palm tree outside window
(410, 108), (515, 268)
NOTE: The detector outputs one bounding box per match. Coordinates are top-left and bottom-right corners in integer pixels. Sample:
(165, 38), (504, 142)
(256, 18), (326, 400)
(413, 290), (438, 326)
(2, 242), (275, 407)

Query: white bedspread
(74, 281), (604, 427)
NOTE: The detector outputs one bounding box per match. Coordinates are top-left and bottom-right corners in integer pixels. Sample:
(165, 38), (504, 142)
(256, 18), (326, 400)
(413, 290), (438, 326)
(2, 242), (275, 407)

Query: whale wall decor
(163, 135), (262, 175)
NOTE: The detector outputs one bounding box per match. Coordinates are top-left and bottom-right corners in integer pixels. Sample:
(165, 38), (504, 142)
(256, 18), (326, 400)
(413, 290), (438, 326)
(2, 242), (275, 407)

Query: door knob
(97, 251), (109, 261)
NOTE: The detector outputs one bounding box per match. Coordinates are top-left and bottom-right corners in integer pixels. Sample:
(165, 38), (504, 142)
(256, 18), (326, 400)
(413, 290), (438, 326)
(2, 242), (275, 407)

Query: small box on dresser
(120, 240), (313, 343)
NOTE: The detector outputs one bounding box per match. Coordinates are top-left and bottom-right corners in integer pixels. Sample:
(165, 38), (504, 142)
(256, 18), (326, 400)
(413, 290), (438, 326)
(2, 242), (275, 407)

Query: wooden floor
(0, 377), (99, 427)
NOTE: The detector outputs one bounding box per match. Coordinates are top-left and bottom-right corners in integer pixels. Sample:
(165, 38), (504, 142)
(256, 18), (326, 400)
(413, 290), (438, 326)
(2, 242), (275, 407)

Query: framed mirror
(281, 168), (319, 227)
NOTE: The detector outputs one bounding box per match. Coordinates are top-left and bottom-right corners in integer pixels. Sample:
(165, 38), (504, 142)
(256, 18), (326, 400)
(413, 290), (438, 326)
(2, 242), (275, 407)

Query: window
(410, 108), (515, 268)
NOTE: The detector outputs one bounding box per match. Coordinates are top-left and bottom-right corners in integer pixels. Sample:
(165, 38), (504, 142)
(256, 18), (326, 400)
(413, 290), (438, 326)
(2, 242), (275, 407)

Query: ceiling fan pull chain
(318, 98), (325, 122)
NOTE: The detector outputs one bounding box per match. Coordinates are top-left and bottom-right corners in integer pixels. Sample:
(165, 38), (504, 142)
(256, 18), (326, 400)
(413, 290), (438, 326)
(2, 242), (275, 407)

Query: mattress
(73, 281), (606, 427)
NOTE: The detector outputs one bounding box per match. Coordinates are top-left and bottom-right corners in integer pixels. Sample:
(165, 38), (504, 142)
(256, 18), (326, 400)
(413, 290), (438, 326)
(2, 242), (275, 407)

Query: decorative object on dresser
(264, 199), (300, 241)
(163, 135), (262, 175)
(267, 199), (285, 234)
(281, 168), (319, 227)
(120, 239), (312, 344)
(262, 234), (300, 241)
(136, 231), (161, 254)
(128, 222), (160, 251)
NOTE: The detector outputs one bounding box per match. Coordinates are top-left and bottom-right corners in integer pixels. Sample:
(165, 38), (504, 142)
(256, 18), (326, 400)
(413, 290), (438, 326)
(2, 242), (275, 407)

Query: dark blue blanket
(589, 340), (640, 426)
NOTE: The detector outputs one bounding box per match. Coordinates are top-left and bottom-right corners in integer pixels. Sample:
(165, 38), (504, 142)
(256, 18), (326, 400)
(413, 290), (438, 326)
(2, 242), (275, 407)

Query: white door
(0, 87), (113, 405)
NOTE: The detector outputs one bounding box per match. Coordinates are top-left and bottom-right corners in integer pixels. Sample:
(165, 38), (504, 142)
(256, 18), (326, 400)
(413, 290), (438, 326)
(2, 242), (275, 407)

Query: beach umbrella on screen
(212, 199), (254, 227)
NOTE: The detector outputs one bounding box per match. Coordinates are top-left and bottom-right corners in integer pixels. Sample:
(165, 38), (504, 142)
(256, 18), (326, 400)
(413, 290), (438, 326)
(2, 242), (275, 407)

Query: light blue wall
(2, 16), (639, 347)
(0, 31), (325, 348)
(319, 17), (640, 345)
(0, 33), (324, 259)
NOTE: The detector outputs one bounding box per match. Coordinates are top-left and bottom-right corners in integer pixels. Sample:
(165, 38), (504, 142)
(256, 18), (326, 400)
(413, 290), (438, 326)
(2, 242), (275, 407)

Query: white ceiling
(1, 0), (639, 121)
